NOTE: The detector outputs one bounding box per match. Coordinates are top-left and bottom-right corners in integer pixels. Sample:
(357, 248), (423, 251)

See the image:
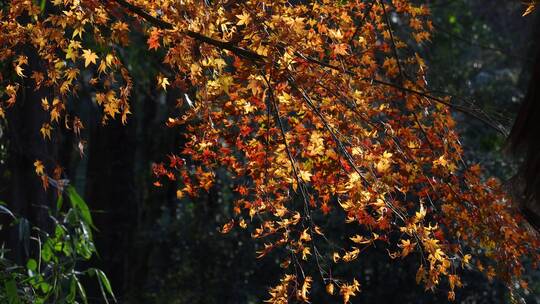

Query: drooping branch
(109, 0), (266, 61)
(297, 53), (508, 136)
(108, 0), (507, 136)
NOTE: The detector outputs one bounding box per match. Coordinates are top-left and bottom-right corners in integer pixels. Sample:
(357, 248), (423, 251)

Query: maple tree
(1, 0), (539, 302)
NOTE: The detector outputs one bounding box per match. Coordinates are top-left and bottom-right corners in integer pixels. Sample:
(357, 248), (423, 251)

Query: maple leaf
(298, 276), (312, 302)
(333, 252), (340, 263)
(217, 75), (233, 94)
(242, 101), (256, 114)
(307, 132), (325, 155)
(50, 108), (61, 123)
(15, 65), (25, 77)
(157, 75), (170, 90)
(82, 49), (98, 67)
(301, 247), (311, 260)
(350, 235), (371, 244)
(398, 239), (416, 257)
(236, 12), (251, 26)
(34, 160), (45, 176)
(299, 229), (311, 242)
(462, 254), (472, 266)
(523, 1), (537, 16)
(342, 247), (360, 262)
(72, 26), (85, 39)
(220, 220), (235, 233)
(326, 283), (334, 295)
(340, 279), (360, 303)
(65, 47), (78, 61)
(147, 28), (161, 50)
(103, 102), (120, 118)
(414, 204), (426, 222)
(299, 170), (312, 182)
(40, 123), (52, 139)
(239, 218), (247, 229)
(332, 43), (349, 56)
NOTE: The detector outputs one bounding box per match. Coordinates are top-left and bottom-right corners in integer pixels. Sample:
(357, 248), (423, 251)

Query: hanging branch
(107, 0), (507, 136)
(109, 0), (265, 61)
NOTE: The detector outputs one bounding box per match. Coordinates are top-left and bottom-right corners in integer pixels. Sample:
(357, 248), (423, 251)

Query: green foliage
(0, 188), (114, 303)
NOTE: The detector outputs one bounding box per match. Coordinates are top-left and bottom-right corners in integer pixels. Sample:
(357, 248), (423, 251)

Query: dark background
(1, 0), (540, 303)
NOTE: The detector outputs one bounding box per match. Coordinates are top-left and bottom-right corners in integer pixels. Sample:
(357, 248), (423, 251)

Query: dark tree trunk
(85, 116), (138, 297)
(2, 47), (57, 263)
(508, 13), (540, 228)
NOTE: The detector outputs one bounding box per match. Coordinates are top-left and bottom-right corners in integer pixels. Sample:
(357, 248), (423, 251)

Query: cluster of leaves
(0, 186), (114, 304)
(1, 0), (539, 302)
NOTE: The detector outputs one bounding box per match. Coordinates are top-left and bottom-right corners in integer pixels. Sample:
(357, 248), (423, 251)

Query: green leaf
(75, 277), (88, 304)
(66, 186), (93, 227)
(26, 258), (37, 271)
(54, 225), (65, 238)
(67, 276), (77, 302)
(97, 269), (115, 301)
(56, 194), (63, 212)
(38, 281), (51, 293)
(41, 241), (52, 262)
(4, 279), (21, 304)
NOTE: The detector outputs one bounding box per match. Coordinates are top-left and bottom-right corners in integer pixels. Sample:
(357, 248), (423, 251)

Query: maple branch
(109, 0), (265, 61)
(287, 73), (409, 223)
(379, 0), (437, 154)
(261, 72), (311, 214)
(296, 52), (508, 136)
(110, 0), (506, 135)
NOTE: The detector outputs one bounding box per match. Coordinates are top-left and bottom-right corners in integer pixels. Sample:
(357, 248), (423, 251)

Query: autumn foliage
(1, 0), (539, 302)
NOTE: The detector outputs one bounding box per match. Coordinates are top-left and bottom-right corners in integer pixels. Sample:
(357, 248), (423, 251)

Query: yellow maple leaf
(350, 235), (371, 244)
(15, 65), (25, 77)
(340, 279), (360, 303)
(243, 101), (256, 114)
(34, 160), (45, 176)
(333, 252), (341, 263)
(40, 123), (52, 139)
(462, 254), (472, 266)
(523, 2), (537, 16)
(299, 169), (312, 182)
(332, 43), (349, 56)
(375, 158), (391, 173)
(301, 246), (311, 260)
(157, 75), (170, 91)
(307, 131), (325, 155)
(423, 237), (439, 253)
(299, 276), (312, 302)
(41, 97), (49, 111)
(104, 102), (120, 118)
(342, 247), (360, 262)
(72, 26), (85, 39)
(398, 239), (416, 257)
(236, 12), (251, 26)
(82, 49), (98, 67)
(414, 204), (426, 222)
(326, 283), (334, 295)
(299, 229), (311, 242)
(239, 218), (247, 229)
(50, 108), (60, 123)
